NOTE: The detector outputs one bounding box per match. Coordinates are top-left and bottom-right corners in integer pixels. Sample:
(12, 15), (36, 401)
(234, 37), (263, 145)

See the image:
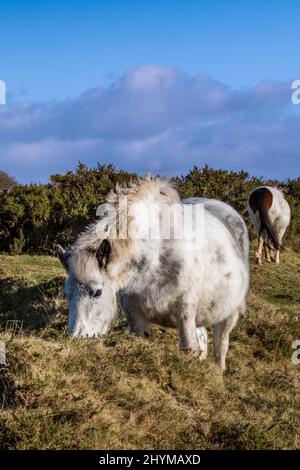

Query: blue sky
(0, 0), (300, 182)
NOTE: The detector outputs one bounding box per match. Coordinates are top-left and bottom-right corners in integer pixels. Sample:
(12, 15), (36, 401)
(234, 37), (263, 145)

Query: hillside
(0, 248), (299, 449)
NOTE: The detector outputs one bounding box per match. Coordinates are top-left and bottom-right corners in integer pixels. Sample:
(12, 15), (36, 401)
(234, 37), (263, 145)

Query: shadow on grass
(0, 276), (67, 331)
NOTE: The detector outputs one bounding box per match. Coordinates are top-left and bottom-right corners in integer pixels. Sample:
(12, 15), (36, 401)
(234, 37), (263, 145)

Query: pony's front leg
(126, 310), (151, 338)
(178, 310), (199, 356)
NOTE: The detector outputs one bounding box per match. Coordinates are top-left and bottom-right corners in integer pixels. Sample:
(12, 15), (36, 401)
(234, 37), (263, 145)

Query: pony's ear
(96, 239), (111, 269)
(56, 244), (70, 270)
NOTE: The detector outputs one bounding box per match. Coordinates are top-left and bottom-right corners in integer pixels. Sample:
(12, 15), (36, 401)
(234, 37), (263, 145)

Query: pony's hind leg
(269, 247), (276, 263)
(275, 227), (285, 264)
(213, 309), (239, 370)
(196, 327), (208, 360)
(264, 241), (272, 263)
(256, 233), (264, 265)
(178, 309), (199, 356)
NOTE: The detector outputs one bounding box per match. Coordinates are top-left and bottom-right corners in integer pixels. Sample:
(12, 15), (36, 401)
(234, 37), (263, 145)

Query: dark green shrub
(0, 163), (299, 254)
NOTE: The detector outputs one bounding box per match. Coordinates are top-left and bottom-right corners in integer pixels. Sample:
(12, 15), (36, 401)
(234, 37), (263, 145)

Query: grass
(0, 246), (299, 449)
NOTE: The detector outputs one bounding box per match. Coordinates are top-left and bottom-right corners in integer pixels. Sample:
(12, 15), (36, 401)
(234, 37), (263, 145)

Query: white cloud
(0, 66), (298, 182)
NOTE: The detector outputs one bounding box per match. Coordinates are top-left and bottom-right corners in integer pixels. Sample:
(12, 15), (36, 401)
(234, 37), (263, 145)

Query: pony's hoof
(180, 347), (199, 357)
(196, 327), (208, 361)
(199, 350), (208, 361)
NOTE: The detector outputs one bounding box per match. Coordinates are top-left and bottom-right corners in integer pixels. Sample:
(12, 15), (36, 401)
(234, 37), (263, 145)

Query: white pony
(57, 177), (249, 370)
(247, 186), (291, 265)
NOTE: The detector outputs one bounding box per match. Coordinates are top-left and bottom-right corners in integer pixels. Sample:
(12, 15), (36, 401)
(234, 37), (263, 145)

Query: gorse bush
(0, 163), (134, 255)
(0, 163), (299, 255)
(0, 170), (17, 190)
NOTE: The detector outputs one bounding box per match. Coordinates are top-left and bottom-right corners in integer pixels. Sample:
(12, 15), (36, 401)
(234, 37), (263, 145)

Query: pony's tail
(251, 189), (281, 250)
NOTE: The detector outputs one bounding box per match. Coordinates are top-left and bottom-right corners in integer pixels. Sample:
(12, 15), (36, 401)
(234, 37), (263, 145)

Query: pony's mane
(106, 174), (180, 206)
(74, 176), (179, 247)
(71, 176), (180, 282)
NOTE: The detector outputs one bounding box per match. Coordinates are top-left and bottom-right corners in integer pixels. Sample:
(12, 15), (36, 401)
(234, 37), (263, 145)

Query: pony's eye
(93, 289), (102, 298)
(79, 284), (102, 298)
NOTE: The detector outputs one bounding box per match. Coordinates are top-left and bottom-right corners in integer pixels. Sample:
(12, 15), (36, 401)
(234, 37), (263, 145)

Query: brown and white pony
(247, 186), (290, 265)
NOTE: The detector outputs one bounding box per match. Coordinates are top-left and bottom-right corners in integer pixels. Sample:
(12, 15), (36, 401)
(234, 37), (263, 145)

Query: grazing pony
(247, 186), (291, 265)
(57, 176), (249, 370)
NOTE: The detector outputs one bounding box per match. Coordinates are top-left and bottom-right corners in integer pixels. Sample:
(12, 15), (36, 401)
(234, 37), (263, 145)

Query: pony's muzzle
(89, 288), (102, 298)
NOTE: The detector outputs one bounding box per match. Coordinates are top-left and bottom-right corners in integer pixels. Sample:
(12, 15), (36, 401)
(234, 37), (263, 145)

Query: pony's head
(57, 240), (117, 338)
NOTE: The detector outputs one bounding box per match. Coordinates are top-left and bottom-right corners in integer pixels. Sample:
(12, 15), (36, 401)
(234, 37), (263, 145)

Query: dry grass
(0, 247), (299, 449)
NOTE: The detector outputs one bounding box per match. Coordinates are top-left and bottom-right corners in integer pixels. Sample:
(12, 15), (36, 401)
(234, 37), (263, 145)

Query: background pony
(247, 186), (291, 265)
